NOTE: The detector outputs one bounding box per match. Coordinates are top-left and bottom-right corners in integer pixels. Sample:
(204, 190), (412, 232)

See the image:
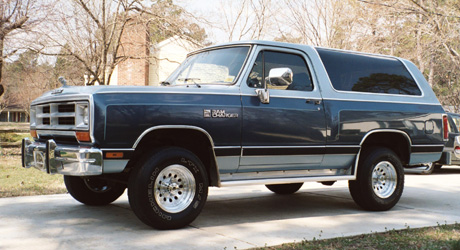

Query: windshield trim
(167, 45), (253, 86)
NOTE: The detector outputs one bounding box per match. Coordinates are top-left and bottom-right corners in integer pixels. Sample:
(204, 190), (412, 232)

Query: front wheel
(64, 176), (126, 206)
(349, 147), (404, 211)
(128, 147), (209, 230)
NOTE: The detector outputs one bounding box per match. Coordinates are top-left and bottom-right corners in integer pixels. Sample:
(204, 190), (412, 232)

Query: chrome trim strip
(37, 130), (76, 137)
(241, 145), (360, 149)
(242, 145), (326, 149)
(132, 125), (215, 149)
(359, 129), (412, 146)
(220, 175), (355, 187)
(100, 148), (135, 151)
(321, 97), (440, 106)
(240, 93), (440, 106)
(411, 144), (445, 148)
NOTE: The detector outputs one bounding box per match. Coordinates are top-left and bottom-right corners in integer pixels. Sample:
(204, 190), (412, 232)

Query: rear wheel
(349, 147), (404, 211)
(128, 147), (209, 230)
(64, 176), (126, 206)
(265, 183), (303, 194)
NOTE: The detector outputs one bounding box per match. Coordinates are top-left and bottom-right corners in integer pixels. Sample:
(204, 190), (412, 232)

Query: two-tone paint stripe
(214, 145), (361, 157)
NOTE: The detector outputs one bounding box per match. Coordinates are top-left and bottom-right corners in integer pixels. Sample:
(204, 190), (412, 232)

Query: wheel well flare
(130, 127), (219, 186)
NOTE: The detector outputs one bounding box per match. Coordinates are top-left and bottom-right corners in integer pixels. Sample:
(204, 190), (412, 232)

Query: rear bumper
(22, 138), (103, 176)
(437, 136), (460, 165)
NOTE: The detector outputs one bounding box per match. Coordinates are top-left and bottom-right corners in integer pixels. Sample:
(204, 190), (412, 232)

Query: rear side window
(316, 48), (422, 96)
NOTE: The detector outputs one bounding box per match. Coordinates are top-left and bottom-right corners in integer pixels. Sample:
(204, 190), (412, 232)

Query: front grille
(58, 117), (75, 125)
(58, 104), (75, 113)
(32, 101), (89, 131)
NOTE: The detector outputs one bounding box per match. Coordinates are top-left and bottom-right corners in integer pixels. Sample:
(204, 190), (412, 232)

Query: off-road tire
(349, 147), (404, 211)
(128, 147), (209, 230)
(64, 176), (126, 206)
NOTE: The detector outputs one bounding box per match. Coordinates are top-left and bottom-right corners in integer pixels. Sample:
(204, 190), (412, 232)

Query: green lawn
(0, 155), (66, 198)
(0, 127), (66, 198)
(255, 224), (460, 250)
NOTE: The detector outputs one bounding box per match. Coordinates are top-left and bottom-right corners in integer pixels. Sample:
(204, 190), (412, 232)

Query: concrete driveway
(1, 167), (460, 250)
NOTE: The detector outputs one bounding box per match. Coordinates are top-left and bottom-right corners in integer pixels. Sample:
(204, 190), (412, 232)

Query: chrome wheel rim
(372, 161), (397, 199)
(154, 164), (196, 213)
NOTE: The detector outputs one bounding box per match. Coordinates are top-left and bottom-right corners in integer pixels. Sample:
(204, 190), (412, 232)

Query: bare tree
(217, 0), (274, 41)
(356, 0), (460, 108)
(32, 0), (139, 85)
(0, 0), (45, 96)
(32, 0), (207, 86)
(278, 0), (359, 49)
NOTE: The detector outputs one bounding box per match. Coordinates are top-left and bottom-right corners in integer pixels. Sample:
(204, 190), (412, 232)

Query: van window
(317, 48), (421, 96)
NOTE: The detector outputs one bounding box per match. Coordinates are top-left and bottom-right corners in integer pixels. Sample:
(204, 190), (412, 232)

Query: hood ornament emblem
(52, 76), (68, 94)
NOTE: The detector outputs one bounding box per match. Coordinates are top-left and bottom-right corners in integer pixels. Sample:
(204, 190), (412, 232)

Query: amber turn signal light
(105, 152), (124, 159)
(76, 131), (91, 142)
(30, 130), (38, 139)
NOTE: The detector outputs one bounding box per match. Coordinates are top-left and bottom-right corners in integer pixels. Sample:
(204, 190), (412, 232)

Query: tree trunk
(428, 53), (434, 87)
(0, 36), (4, 97)
(416, 11), (425, 74)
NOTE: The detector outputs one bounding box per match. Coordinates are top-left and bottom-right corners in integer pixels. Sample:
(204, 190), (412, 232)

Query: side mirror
(255, 89), (270, 104)
(266, 67), (293, 86)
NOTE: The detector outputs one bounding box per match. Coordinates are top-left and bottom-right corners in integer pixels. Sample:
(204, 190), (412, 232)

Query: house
(149, 36), (199, 86)
(0, 104), (29, 123)
(108, 17), (199, 86)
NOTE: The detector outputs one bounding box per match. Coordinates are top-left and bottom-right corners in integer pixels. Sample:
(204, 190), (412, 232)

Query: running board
(219, 175), (356, 187)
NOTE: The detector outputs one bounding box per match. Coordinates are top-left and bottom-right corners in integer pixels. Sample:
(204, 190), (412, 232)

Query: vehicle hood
(32, 85), (238, 105)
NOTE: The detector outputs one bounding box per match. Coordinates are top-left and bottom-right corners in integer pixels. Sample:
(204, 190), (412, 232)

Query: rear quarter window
(316, 48), (422, 96)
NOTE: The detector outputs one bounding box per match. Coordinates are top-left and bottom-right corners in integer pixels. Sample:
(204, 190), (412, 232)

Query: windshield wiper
(160, 81), (171, 86)
(178, 78), (201, 88)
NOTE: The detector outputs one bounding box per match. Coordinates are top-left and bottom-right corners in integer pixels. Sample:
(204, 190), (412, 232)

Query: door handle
(306, 99), (322, 105)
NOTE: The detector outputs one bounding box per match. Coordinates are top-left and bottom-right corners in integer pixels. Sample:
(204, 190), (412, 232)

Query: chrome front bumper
(22, 138), (103, 176)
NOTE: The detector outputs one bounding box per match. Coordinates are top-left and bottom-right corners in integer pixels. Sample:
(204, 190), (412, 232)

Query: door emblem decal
(203, 109), (238, 118)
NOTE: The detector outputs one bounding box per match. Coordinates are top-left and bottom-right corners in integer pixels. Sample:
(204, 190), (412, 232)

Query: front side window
(166, 46), (250, 85)
(317, 48), (421, 96)
(247, 50), (313, 91)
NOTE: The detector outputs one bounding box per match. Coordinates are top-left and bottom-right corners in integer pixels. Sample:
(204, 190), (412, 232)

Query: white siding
(149, 37), (198, 86)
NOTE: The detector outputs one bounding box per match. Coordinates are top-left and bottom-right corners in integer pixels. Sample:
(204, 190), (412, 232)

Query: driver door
(239, 46), (327, 173)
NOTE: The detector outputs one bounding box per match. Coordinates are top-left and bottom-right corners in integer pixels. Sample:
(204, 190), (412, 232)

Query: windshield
(166, 46), (250, 85)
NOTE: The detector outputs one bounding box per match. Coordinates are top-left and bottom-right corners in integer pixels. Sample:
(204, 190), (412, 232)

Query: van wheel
(64, 176), (126, 206)
(128, 147), (209, 230)
(349, 147), (404, 211)
(266, 183), (303, 194)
